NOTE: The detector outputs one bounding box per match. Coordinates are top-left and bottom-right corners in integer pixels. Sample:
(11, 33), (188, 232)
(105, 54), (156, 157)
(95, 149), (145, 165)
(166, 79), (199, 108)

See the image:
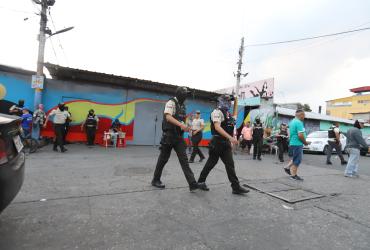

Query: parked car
(304, 131), (347, 155)
(360, 136), (370, 156)
(0, 113), (25, 213)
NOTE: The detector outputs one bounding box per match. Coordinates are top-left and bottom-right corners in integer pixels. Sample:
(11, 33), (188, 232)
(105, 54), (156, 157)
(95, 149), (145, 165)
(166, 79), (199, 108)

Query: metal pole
(34, 0), (48, 110)
(233, 37), (245, 118)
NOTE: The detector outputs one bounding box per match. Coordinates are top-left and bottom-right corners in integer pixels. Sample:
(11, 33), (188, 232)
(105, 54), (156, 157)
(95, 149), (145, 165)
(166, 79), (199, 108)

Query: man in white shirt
(44, 103), (71, 153)
(327, 122), (347, 165)
(189, 111), (205, 163)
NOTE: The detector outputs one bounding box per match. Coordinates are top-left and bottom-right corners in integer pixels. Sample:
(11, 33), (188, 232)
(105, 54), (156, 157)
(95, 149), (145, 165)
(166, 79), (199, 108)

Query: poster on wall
(216, 78), (274, 105)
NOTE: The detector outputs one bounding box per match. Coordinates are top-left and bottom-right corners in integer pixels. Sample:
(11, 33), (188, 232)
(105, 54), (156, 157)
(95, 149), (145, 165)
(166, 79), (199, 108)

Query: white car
(304, 131), (347, 155)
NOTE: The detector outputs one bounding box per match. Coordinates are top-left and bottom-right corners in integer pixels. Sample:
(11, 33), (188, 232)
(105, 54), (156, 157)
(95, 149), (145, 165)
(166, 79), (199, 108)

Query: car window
(307, 131), (327, 138)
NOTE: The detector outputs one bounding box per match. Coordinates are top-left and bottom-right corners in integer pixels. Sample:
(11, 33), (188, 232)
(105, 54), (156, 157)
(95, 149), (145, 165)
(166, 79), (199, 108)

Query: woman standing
(344, 120), (370, 178)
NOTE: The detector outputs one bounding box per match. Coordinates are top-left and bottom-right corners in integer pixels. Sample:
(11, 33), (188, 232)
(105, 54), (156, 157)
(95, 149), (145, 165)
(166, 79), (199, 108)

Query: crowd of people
(7, 89), (370, 188)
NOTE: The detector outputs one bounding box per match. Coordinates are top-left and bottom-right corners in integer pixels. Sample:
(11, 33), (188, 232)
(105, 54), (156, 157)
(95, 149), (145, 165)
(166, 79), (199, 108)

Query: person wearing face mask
(32, 103), (46, 140)
(44, 102), (71, 153)
(151, 86), (199, 192)
(197, 94), (249, 195)
(81, 109), (99, 146)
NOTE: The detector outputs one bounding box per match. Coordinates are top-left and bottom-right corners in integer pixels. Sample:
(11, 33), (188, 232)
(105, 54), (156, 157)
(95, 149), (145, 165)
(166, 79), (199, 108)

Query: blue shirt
(289, 118), (306, 146)
(21, 113), (33, 130)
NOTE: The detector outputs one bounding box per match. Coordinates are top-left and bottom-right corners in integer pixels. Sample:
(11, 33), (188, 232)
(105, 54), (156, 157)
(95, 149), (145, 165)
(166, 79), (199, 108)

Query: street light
(46, 26), (74, 37)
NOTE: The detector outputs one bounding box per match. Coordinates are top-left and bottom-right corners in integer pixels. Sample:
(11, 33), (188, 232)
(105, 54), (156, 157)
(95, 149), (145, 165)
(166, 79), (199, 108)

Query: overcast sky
(1, 0), (370, 112)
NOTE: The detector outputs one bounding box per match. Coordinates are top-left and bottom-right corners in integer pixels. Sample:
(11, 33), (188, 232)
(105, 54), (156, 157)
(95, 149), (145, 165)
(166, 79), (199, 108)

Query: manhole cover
(244, 180), (325, 204)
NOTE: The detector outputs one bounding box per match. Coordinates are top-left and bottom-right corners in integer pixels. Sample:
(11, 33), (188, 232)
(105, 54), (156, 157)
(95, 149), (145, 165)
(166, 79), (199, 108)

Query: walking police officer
(81, 109), (99, 146)
(252, 118), (264, 160)
(188, 110), (205, 163)
(151, 86), (199, 192)
(197, 94), (249, 195)
(44, 102), (71, 153)
(276, 123), (289, 162)
(327, 122), (347, 165)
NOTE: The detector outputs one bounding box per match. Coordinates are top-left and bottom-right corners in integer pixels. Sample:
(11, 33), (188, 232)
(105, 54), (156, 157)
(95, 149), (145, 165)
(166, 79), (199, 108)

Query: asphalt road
(302, 152), (370, 176)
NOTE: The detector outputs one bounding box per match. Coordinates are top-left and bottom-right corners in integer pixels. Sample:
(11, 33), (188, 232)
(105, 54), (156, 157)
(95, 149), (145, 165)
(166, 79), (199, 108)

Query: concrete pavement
(0, 145), (370, 250)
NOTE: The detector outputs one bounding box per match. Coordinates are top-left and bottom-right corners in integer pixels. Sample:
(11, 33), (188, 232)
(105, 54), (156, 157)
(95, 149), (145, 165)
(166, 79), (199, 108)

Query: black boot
(232, 186), (250, 195)
(197, 182), (209, 191)
(151, 180), (165, 189)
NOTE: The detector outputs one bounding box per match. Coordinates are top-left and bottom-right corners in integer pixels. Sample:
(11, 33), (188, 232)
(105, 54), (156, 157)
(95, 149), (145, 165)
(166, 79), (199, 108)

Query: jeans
(344, 148), (360, 176)
(32, 123), (41, 140)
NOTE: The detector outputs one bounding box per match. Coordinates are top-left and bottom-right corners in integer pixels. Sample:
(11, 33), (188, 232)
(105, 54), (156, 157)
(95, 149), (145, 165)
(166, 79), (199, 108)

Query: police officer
(81, 109), (99, 146)
(44, 103), (71, 153)
(276, 123), (289, 162)
(188, 110), (205, 163)
(252, 118), (264, 160)
(151, 86), (199, 192)
(327, 122), (347, 165)
(197, 94), (249, 195)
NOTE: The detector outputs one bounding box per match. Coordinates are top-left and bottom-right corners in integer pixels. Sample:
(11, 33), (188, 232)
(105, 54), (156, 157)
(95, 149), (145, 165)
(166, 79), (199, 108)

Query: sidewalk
(0, 145), (369, 250)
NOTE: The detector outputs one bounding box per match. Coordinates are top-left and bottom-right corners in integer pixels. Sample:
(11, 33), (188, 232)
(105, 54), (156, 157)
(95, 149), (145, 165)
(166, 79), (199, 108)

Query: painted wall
(1, 70), (237, 146)
(326, 94), (370, 120)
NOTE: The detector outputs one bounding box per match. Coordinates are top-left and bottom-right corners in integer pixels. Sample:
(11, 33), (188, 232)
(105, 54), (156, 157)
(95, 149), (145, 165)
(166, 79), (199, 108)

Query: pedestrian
(32, 103), (46, 140)
(276, 123), (289, 162)
(81, 109), (99, 146)
(326, 122), (347, 165)
(151, 86), (199, 192)
(110, 119), (122, 146)
(188, 110), (205, 163)
(197, 94), (249, 195)
(240, 121), (253, 154)
(344, 120), (370, 178)
(20, 108), (33, 139)
(9, 99), (25, 117)
(44, 103), (71, 153)
(283, 109), (310, 181)
(252, 118), (264, 160)
(63, 106), (72, 145)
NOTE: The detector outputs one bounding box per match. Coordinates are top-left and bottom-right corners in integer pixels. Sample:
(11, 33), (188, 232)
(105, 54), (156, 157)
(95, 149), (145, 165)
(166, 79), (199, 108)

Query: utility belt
(86, 124), (96, 128)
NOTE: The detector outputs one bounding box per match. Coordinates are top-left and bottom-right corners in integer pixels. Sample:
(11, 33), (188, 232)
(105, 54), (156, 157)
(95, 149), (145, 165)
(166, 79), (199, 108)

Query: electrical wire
(48, 8), (70, 65)
(246, 26), (370, 47)
(0, 6), (35, 14)
(49, 37), (60, 64)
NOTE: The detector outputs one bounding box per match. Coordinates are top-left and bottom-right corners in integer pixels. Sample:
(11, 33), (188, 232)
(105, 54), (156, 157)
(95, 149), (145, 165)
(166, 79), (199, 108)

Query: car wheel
(323, 145), (329, 155)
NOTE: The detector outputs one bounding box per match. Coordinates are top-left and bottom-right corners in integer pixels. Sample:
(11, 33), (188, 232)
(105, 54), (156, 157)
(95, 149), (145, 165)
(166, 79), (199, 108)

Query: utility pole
(33, 0), (56, 109)
(233, 37), (248, 118)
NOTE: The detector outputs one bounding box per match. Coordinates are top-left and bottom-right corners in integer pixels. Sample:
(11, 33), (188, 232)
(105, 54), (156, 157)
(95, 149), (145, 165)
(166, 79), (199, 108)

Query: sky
(1, 0), (370, 112)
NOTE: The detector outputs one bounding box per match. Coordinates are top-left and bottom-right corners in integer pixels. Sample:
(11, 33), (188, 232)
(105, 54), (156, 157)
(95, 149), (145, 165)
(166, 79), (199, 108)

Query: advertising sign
(31, 75), (44, 89)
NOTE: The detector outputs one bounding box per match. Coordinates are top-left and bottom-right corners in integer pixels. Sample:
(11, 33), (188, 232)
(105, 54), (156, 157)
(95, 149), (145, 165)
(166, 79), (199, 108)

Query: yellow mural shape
(0, 84), (6, 100)
(61, 99), (163, 124)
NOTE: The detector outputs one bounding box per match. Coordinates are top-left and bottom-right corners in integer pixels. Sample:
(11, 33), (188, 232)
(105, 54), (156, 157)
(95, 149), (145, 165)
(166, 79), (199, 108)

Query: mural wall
(0, 71), (235, 146)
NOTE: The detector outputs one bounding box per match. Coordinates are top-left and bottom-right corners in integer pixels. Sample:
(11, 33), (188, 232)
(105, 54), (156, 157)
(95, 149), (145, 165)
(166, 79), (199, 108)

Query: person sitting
(109, 119), (122, 146)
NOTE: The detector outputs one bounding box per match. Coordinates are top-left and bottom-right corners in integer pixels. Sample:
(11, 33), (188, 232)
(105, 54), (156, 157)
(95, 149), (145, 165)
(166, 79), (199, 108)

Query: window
(358, 100), (370, 104)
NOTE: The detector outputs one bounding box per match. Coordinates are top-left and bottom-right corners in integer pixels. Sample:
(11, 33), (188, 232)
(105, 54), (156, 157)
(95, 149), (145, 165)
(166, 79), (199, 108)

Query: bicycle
(20, 132), (39, 154)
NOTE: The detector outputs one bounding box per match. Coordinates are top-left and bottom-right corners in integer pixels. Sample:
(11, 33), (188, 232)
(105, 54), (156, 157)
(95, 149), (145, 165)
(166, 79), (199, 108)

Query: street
(1, 145), (370, 250)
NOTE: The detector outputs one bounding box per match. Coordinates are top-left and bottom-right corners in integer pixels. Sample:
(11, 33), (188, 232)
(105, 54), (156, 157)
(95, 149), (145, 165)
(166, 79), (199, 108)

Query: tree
(297, 103), (312, 112)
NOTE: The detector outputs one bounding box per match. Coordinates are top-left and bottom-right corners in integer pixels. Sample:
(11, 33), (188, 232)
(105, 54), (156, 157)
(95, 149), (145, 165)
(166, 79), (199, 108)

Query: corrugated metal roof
(44, 63), (220, 101)
(350, 86), (370, 93)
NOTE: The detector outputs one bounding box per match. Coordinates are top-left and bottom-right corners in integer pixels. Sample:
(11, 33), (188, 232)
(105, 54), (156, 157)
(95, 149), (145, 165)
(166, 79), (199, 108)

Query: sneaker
(326, 161), (333, 165)
(284, 168), (291, 176)
(197, 182), (209, 191)
(232, 186), (250, 195)
(290, 175), (304, 181)
(344, 174), (354, 178)
(352, 173), (359, 178)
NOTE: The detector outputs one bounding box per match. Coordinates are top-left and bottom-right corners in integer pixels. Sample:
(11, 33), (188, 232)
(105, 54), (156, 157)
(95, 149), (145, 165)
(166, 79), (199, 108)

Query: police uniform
(252, 121), (264, 160)
(189, 116), (205, 162)
(152, 97), (198, 189)
(85, 113), (99, 145)
(327, 125), (346, 164)
(198, 108), (241, 191)
(49, 107), (70, 152)
(276, 126), (289, 162)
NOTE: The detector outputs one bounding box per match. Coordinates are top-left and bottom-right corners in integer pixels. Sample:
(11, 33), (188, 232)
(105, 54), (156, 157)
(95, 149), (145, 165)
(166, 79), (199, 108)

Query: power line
(0, 5), (35, 14)
(246, 26), (370, 47)
(48, 8), (69, 65)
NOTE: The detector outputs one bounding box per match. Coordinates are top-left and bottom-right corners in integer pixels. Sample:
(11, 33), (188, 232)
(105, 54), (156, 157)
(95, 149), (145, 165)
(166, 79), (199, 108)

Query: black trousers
(53, 124), (66, 150)
(189, 132), (205, 161)
(198, 137), (240, 189)
(86, 126), (97, 145)
(63, 123), (70, 145)
(153, 133), (197, 186)
(277, 140), (289, 161)
(327, 141), (345, 162)
(253, 138), (263, 158)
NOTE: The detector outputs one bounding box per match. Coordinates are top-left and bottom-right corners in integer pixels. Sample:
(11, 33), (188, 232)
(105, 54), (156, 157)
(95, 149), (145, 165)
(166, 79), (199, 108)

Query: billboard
(216, 78), (274, 102)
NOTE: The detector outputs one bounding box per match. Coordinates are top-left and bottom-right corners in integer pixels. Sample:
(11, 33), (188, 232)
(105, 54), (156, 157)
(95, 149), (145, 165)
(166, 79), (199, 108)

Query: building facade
(326, 86), (370, 122)
(0, 64), (245, 146)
